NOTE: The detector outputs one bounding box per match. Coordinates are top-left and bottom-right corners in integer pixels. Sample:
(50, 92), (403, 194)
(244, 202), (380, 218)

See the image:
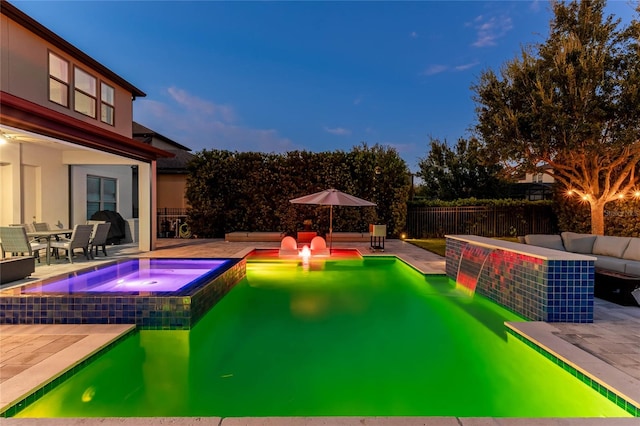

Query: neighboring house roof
(1, 0), (146, 99)
(132, 122), (192, 151)
(132, 121), (194, 172)
(156, 149), (196, 174)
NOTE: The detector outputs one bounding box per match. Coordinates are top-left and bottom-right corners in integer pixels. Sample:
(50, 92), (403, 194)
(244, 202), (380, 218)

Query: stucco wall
(157, 174), (189, 210)
(0, 142), (68, 226)
(70, 165), (134, 226)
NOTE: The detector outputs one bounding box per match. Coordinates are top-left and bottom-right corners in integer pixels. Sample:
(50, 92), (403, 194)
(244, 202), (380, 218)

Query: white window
(74, 67), (97, 118)
(48, 52), (69, 107)
(101, 82), (115, 125)
(87, 176), (117, 220)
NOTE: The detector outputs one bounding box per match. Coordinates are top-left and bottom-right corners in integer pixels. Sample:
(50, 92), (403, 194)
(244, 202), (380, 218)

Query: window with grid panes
(74, 67), (96, 118)
(101, 82), (115, 125)
(49, 52), (69, 107)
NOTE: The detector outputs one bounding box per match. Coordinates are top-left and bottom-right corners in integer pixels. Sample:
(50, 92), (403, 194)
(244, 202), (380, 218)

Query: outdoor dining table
(27, 229), (72, 265)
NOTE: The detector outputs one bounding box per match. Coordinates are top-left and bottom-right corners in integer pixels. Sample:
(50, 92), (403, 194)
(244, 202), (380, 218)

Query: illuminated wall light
(634, 190), (640, 198)
(618, 193), (625, 200)
(582, 195), (589, 201)
(566, 189), (574, 195)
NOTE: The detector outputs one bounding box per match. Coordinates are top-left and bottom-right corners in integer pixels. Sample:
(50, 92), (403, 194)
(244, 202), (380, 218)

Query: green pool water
(15, 257), (631, 418)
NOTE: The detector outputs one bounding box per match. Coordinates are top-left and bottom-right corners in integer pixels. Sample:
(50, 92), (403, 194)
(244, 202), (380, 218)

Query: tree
(416, 137), (508, 200)
(472, 0), (640, 234)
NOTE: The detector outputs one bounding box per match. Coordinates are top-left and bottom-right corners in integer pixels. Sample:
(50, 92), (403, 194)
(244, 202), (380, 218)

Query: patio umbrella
(289, 188), (376, 252)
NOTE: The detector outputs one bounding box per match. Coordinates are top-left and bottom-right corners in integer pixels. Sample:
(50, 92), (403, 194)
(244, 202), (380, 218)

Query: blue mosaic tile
(445, 237), (594, 323)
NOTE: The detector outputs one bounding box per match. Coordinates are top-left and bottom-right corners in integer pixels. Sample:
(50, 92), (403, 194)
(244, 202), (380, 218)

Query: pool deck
(1, 238), (639, 425)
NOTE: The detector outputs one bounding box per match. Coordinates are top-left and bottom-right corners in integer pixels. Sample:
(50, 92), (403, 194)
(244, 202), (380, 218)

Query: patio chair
(89, 222), (111, 258)
(279, 236), (299, 256)
(33, 222), (50, 231)
(10, 223), (36, 233)
(50, 224), (93, 263)
(0, 226), (47, 263)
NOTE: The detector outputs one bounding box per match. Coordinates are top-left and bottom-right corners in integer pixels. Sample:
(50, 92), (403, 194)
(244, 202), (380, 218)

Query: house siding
(0, 14), (133, 139)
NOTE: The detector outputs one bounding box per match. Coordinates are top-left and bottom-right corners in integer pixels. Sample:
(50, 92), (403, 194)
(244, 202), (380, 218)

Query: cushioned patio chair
(279, 236), (299, 256)
(0, 226), (47, 263)
(310, 236), (330, 256)
(50, 224), (93, 263)
(89, 222), (111, 258)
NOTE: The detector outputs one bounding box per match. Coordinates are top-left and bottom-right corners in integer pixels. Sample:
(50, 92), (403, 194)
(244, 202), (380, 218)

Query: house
(132, 122), (195, 237)
(0, 0), (173, 251)
(513, 165), (555, 201)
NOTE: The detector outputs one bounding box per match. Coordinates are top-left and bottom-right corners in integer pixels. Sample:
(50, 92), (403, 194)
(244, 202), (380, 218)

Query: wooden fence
(406, 205), (557, 238)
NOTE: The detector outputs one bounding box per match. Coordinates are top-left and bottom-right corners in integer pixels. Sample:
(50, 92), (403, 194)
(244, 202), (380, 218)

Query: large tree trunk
(590, 201), (606, 235)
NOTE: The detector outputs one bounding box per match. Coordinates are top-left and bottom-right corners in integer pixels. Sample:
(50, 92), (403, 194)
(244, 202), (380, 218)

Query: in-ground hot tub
(0, 258), (245, 329)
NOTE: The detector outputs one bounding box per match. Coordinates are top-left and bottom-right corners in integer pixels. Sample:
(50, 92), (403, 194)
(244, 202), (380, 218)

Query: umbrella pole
(329, 205), (333, 254)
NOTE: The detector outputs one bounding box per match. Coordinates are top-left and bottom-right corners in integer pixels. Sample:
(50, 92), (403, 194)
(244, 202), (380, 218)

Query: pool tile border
(505, 324), (639, 417)
(445, 236), (595, 323)
(0, 326), (138, 418)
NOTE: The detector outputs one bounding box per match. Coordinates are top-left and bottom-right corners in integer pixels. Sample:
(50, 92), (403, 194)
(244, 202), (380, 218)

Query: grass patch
(407, 236), (520, 257)
(406, 239), (447, 257)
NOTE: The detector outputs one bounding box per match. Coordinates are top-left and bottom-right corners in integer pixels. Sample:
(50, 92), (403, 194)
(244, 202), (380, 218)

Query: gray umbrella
(289, 188), (376, 252)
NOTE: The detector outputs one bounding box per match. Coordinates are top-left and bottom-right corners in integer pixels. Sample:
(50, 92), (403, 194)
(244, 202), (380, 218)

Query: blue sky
(13, 1), (638, 171)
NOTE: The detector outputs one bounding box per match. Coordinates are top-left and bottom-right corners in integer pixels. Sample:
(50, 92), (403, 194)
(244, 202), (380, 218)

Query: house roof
(132, 122), (192, 152)
(1, 0), (146, 99)
(156, 149), (196, 173)
(132, 122), (195, 172)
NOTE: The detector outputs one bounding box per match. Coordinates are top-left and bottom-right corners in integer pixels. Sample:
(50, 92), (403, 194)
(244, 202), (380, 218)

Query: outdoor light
(618, 193), (625, 199)
(566, 189), (574, 196)
(401, 233), (407, 240)
(582, 195), (589, 201)
(634, 190), (640, 198)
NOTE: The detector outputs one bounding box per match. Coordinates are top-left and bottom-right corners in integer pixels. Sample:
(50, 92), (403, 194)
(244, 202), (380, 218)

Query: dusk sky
(12, 1), (638, 171)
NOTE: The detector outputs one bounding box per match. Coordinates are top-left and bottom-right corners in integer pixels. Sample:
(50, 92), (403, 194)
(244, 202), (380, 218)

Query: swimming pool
(9, 257), (635, 418)
(0, 258), (245, 329)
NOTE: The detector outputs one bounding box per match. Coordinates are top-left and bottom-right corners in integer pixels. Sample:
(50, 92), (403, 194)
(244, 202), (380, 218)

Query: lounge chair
(279, 236), (299, 256)
(89, 222), (111, 258)
(0, 226), (47, 263)
(50, 224), (93, 263)
(310, 236), (330, 256)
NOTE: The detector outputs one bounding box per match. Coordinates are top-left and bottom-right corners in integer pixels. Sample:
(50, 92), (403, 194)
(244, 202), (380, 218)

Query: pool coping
(1, 243), (638, 422)
(0, 324), (136, 415)
(506, 321), (640, 416)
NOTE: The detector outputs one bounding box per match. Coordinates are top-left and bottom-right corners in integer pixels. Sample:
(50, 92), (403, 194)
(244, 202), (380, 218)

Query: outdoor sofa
(521, 232), (640, 305)
(327, 232), (370, 242)
(225, 232), (286, 242)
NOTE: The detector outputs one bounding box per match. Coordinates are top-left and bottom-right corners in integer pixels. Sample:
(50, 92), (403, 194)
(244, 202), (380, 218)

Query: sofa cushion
(594, 256), (628, 274)
(622, 238), (640, 261)
(592, 236), (631, 258)
(524, 234), (565, 251)
(625, 262), (640, 277)
(561, 232), (598, 254)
